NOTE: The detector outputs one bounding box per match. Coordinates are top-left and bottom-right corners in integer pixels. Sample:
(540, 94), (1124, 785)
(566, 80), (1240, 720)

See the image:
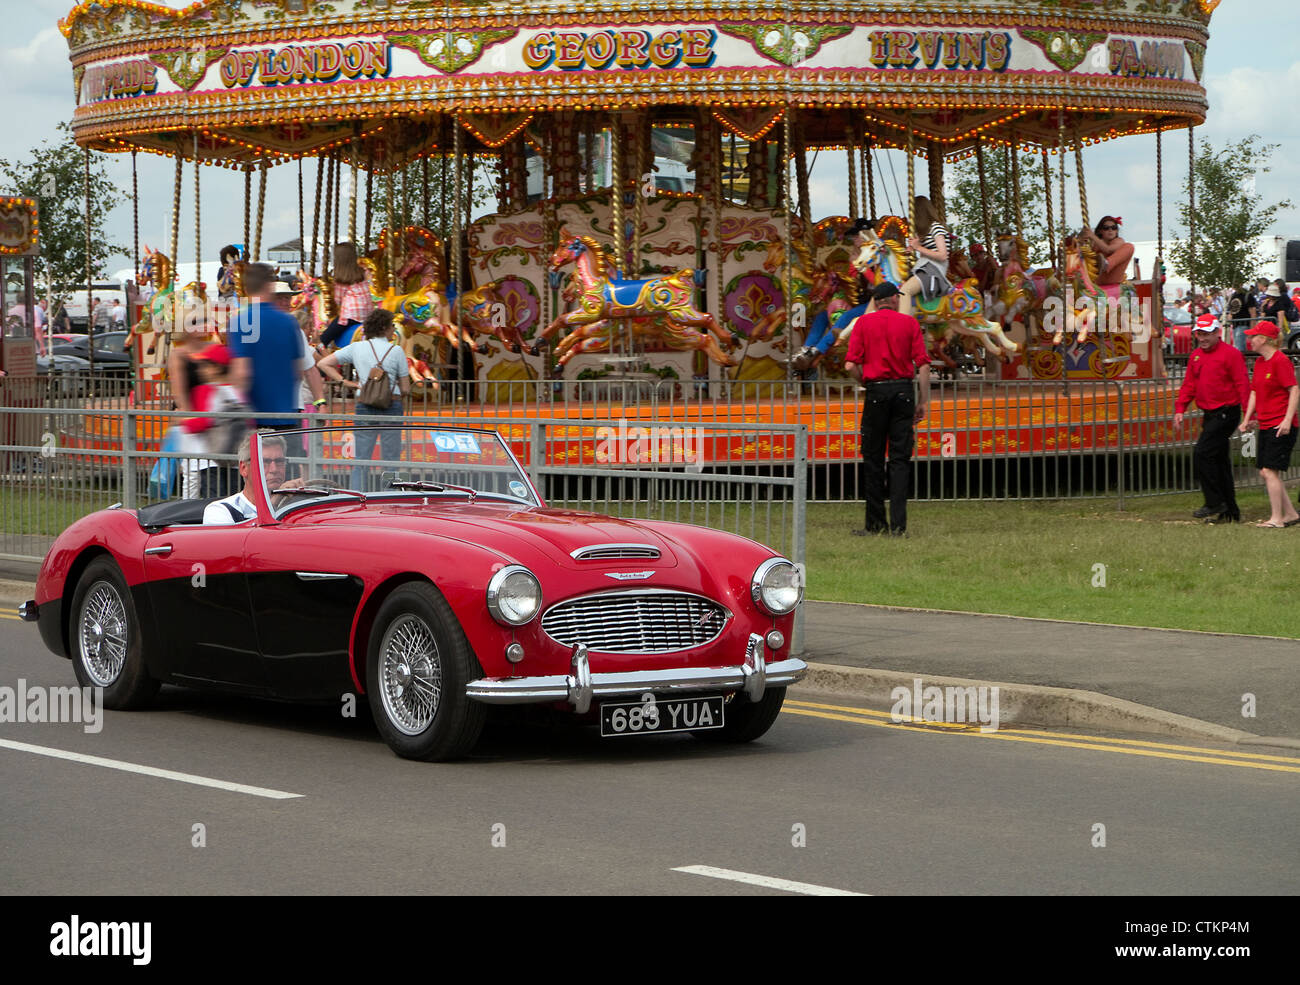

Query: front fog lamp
(487, 565), (542, 626)
(751, 558), (802, 616)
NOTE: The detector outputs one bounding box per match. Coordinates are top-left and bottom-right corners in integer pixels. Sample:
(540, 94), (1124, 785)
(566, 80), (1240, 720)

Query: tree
(946, 148), (1067, 267)
(0, 122), (125, 302)
(361, 156), (496, 249)
(1170, 135), (1292, 291)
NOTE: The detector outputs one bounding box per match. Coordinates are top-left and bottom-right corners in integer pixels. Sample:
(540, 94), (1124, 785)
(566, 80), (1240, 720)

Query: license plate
(599, 695), (725, 737)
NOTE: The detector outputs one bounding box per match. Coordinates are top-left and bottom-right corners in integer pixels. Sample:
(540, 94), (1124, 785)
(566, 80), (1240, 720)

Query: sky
(2, 0), (1297, 281)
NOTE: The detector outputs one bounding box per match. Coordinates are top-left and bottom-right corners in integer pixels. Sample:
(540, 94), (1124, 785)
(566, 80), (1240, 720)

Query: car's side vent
(569, 544), (662, 561)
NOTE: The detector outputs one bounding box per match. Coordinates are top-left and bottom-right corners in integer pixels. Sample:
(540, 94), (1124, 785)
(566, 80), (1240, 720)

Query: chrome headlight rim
(750, 557), (802, 616)
(486, 565), (542, 627)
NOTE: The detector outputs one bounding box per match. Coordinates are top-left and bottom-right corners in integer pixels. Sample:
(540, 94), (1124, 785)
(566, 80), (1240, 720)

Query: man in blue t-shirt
(229, 262), (308, 429)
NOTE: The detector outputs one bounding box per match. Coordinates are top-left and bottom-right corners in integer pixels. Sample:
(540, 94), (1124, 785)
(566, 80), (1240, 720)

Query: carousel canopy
(61, 0), (1215, 165)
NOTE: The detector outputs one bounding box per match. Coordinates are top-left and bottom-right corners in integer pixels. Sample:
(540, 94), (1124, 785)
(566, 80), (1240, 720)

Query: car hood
(298, 500), (687, 571)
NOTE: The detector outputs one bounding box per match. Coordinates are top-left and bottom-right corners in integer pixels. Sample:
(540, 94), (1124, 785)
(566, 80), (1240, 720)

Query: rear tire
(365, 582), (485, 761)
(69, 557), (159, 709)
(694, 687), (786, 744)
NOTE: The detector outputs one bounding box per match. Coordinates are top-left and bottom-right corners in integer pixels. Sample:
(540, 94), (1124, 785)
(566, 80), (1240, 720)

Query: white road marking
(673, 864), (868, 896)
(0, 738), (304, 800)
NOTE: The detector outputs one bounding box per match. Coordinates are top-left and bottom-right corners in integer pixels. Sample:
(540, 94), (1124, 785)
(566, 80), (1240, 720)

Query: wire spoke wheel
(365, 582), (485, 760)
(378, 614), (443, 735)
(78, 582), (129, 687)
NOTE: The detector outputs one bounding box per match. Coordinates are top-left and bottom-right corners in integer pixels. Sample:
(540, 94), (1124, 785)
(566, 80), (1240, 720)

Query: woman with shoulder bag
(317, 308), (410, 491)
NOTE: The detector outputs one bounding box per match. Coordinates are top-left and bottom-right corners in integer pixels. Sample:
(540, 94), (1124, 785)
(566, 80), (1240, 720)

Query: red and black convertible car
(21, 426), (805, 760)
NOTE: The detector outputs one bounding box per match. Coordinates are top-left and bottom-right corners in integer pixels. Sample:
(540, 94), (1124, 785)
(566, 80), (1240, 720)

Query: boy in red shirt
(1238, 321), (1300, 527)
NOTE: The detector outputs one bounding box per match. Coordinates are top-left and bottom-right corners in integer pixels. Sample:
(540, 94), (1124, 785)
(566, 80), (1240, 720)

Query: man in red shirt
(1238, 321), (1299, 527)
(1173, 315), (1250, 523)
(845, 282), (932, 535)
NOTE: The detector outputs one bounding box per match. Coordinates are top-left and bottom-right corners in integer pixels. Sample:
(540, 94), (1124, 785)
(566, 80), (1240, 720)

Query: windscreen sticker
(433, 433), (481, 455)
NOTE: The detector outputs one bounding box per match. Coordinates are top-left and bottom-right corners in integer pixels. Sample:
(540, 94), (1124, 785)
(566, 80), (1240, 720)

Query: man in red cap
(844, 281), (931, 536)
(1239, 321), (1300, 527)
(1174, 314), (1249, 523)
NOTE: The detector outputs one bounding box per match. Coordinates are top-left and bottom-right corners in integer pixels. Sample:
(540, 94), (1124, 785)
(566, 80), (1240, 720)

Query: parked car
(21, 426), (806, 761)
(1163, 305), (1193, 355)
(50, 330), (134, 374)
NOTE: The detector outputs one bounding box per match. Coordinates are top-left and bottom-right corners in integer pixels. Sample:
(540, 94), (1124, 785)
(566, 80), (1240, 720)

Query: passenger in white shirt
(204, 432), (301, 524)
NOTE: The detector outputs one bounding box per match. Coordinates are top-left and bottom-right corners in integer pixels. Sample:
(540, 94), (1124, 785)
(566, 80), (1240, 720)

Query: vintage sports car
(21, 426), (805, 760)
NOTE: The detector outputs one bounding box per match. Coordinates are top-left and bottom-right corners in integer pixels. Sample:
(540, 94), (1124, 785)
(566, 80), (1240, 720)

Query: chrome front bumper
(466, 634), (806, 713)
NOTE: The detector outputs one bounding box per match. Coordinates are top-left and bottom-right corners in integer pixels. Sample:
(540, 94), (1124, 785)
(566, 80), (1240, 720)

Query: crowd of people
(1171, 277), (1300, 353)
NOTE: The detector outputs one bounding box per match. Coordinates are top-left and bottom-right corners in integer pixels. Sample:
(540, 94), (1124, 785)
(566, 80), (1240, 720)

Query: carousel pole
(864, 133), (875, 219)
(1187, 125), (1196, 311)
(193, 136), (200, 319)
(349, 130), (359, 246)
(906, 115), (916, 238)
(1073, 126), (1089, 230)
(386, 140), (396, 286)
(170, 156), (182, 280)
(633, 112), (648, 275)
(440, 148), (449, 240)
(453, 114), (465, 321)
(332, 151), (342, 257)
(243, 166), (252, 265)
(131, 150), (139, 284)
(976, 136), (992, 250)
(1057, 115), (1067, 257)
(254, 159), (267, 261)
(466, 148), (475, 231)
(1043, 148), (1056, 269)
(297, 157), (305, 278)
(364, 148), (374, 254)
(423, 155), (431, 229)
(84, 147), (96, 382)
(610, 113), (625, 275)
(1011, 131), (1024, 247)
(322, 155), (335, 275)
(792, 110), (811, 251)
(782, 113), (793, 386)
(926, 139), (943, 218)
(1155, 127), (1164, 265)
(845, 124), (859, 222)
(310, 155), (324, 276)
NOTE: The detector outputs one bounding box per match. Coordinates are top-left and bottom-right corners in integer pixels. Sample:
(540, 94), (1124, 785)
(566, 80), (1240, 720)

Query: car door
(141, 524), (268, 693)
(243, 524), (366, 700)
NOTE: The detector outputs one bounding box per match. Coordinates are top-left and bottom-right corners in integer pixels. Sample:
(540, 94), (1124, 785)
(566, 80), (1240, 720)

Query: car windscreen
(263, 426), (539, 517)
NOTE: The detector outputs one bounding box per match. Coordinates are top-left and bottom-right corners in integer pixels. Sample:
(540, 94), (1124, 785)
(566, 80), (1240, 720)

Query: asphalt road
(1, 615), (1297, 896)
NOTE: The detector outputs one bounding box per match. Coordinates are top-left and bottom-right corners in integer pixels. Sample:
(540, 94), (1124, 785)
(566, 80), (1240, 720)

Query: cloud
(1205, 62), (1300, 140)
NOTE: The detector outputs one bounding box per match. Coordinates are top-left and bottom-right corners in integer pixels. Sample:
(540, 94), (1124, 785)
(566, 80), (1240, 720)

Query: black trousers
(1195, 404), (1241, 518)
(860, 380), (916, 533)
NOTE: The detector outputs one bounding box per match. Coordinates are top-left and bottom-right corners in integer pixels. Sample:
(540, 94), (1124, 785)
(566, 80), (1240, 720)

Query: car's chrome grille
(541, 591), (729, 653)
(570, 544), (662, 561)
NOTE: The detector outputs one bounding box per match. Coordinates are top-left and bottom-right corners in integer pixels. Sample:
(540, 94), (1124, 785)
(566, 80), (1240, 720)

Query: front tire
(694, 687), (787, 744)
(365, 582), (485, 761)
(69, 557), (159, 709)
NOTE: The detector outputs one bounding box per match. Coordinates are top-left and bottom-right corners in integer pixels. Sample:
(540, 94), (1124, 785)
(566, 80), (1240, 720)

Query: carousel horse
(457, 280), (538, 355)
(135, 246), (177, 353)
(853, 220), (1019, 363)
(991, 233), (1058, 333)
(537, 231), (737, 366)
(1058, 235), (1135, 345)
(760, 239), (860, 370)
(292, 270), (335, 339)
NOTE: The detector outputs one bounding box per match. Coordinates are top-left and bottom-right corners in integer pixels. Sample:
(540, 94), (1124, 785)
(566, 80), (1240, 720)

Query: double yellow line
(783, 699), (1300, 774)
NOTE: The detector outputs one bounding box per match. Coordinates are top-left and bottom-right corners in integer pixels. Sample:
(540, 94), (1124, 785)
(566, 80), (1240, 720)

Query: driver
(203, 432), (302, 523)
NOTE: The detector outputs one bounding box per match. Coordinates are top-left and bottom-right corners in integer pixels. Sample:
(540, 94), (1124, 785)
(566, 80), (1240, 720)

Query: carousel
(58, 0), (1218, 467)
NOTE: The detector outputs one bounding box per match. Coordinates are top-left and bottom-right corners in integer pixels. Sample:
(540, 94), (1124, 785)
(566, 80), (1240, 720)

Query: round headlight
(487, 565), (542, 626)
(751, 558), (802, 616)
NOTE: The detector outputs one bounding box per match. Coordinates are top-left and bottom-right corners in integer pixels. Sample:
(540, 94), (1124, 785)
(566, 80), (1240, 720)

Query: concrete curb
(796, 662), (1260, 746)
(0, 578), (1284, 747)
